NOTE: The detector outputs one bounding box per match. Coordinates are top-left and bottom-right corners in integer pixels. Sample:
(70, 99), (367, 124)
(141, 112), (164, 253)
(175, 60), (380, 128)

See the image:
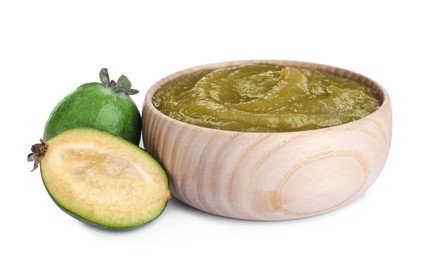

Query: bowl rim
(143, 59), (391, 135)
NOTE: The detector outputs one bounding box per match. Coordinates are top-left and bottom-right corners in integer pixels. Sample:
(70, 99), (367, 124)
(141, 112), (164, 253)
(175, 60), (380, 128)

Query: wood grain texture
(142, 60), (392, 220)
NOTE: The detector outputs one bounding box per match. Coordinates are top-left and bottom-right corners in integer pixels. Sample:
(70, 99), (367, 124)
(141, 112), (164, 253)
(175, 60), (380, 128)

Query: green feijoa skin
(44, 69), (141, 144)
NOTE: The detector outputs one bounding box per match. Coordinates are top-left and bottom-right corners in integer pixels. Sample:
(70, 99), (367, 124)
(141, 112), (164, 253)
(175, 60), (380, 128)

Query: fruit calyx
(99, 68), (139, 96)
(27, 139), (48, 172)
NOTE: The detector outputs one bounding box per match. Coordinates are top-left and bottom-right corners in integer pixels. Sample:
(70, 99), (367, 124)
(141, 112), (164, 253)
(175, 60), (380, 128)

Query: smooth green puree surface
(153, 64), (380, 132)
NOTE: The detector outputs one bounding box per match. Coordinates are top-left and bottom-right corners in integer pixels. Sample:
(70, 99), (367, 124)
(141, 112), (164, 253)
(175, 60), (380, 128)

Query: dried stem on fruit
(99, 68), (139, 96)
(27, 139), (48, 172)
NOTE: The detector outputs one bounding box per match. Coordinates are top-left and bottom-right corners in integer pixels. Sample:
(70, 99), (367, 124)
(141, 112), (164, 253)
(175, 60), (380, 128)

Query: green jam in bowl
(152, 64), (380, 132)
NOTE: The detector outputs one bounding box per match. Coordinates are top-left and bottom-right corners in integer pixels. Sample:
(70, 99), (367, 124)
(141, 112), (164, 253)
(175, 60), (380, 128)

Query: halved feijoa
(28, 128), (170, 230)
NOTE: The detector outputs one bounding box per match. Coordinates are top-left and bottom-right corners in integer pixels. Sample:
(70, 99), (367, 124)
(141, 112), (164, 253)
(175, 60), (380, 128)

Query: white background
(2, 0), (437, 259)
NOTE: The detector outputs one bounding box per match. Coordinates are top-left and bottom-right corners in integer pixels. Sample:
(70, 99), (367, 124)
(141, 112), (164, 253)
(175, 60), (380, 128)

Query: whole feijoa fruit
(28, 128), (170, 230)
(44, 68), (141, 144)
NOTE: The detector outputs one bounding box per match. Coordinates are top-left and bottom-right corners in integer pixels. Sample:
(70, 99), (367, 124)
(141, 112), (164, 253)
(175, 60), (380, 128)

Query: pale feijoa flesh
(28, 128), (170, 230)
(43, 69), (141, 145)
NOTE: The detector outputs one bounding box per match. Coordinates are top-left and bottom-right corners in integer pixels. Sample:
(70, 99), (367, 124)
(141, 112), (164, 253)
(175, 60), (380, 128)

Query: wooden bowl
(142, 60), (392, 220)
